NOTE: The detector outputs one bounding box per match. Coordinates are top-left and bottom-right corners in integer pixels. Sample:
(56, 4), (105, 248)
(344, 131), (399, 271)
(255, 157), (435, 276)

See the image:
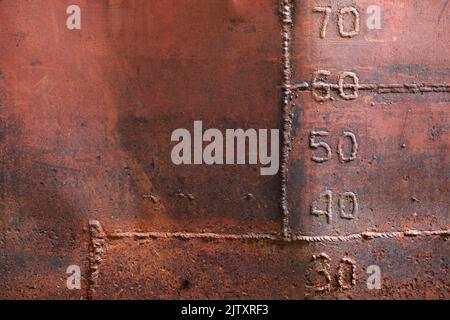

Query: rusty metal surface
(287, 0), (449, 237)
(0, 0), (448, 300)
(91, 235), (448, 299)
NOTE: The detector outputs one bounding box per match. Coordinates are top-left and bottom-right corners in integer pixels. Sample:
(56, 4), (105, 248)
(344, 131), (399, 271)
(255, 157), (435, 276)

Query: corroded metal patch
(0, 0), (448, 300)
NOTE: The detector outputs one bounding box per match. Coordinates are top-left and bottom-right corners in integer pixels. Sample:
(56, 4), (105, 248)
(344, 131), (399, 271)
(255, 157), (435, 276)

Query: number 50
(310, 130), (359, 163)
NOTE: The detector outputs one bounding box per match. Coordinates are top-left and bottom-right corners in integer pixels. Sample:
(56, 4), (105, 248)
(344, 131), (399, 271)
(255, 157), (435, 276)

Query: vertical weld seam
(86, 227), (94, 300)
(87, 220), (107, 300)
(280, 0), (294, 240)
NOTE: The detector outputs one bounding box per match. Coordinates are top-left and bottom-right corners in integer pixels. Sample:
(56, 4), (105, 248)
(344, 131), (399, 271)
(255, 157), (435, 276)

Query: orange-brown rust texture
(0, 0), (448, 299)
(91, 235), (448, 300)
(288, 0), (449, 237)
(0, 0), (281, 299)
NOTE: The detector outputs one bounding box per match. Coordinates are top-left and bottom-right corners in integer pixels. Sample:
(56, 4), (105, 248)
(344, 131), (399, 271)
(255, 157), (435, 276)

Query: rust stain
(0, 0), (448, 300)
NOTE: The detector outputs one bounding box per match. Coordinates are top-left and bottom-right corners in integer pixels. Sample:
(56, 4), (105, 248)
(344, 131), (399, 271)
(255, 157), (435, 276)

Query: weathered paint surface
(0, 0), (448, 299)
(288, 0), (449, 236)
(92, 235), (448, 300)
